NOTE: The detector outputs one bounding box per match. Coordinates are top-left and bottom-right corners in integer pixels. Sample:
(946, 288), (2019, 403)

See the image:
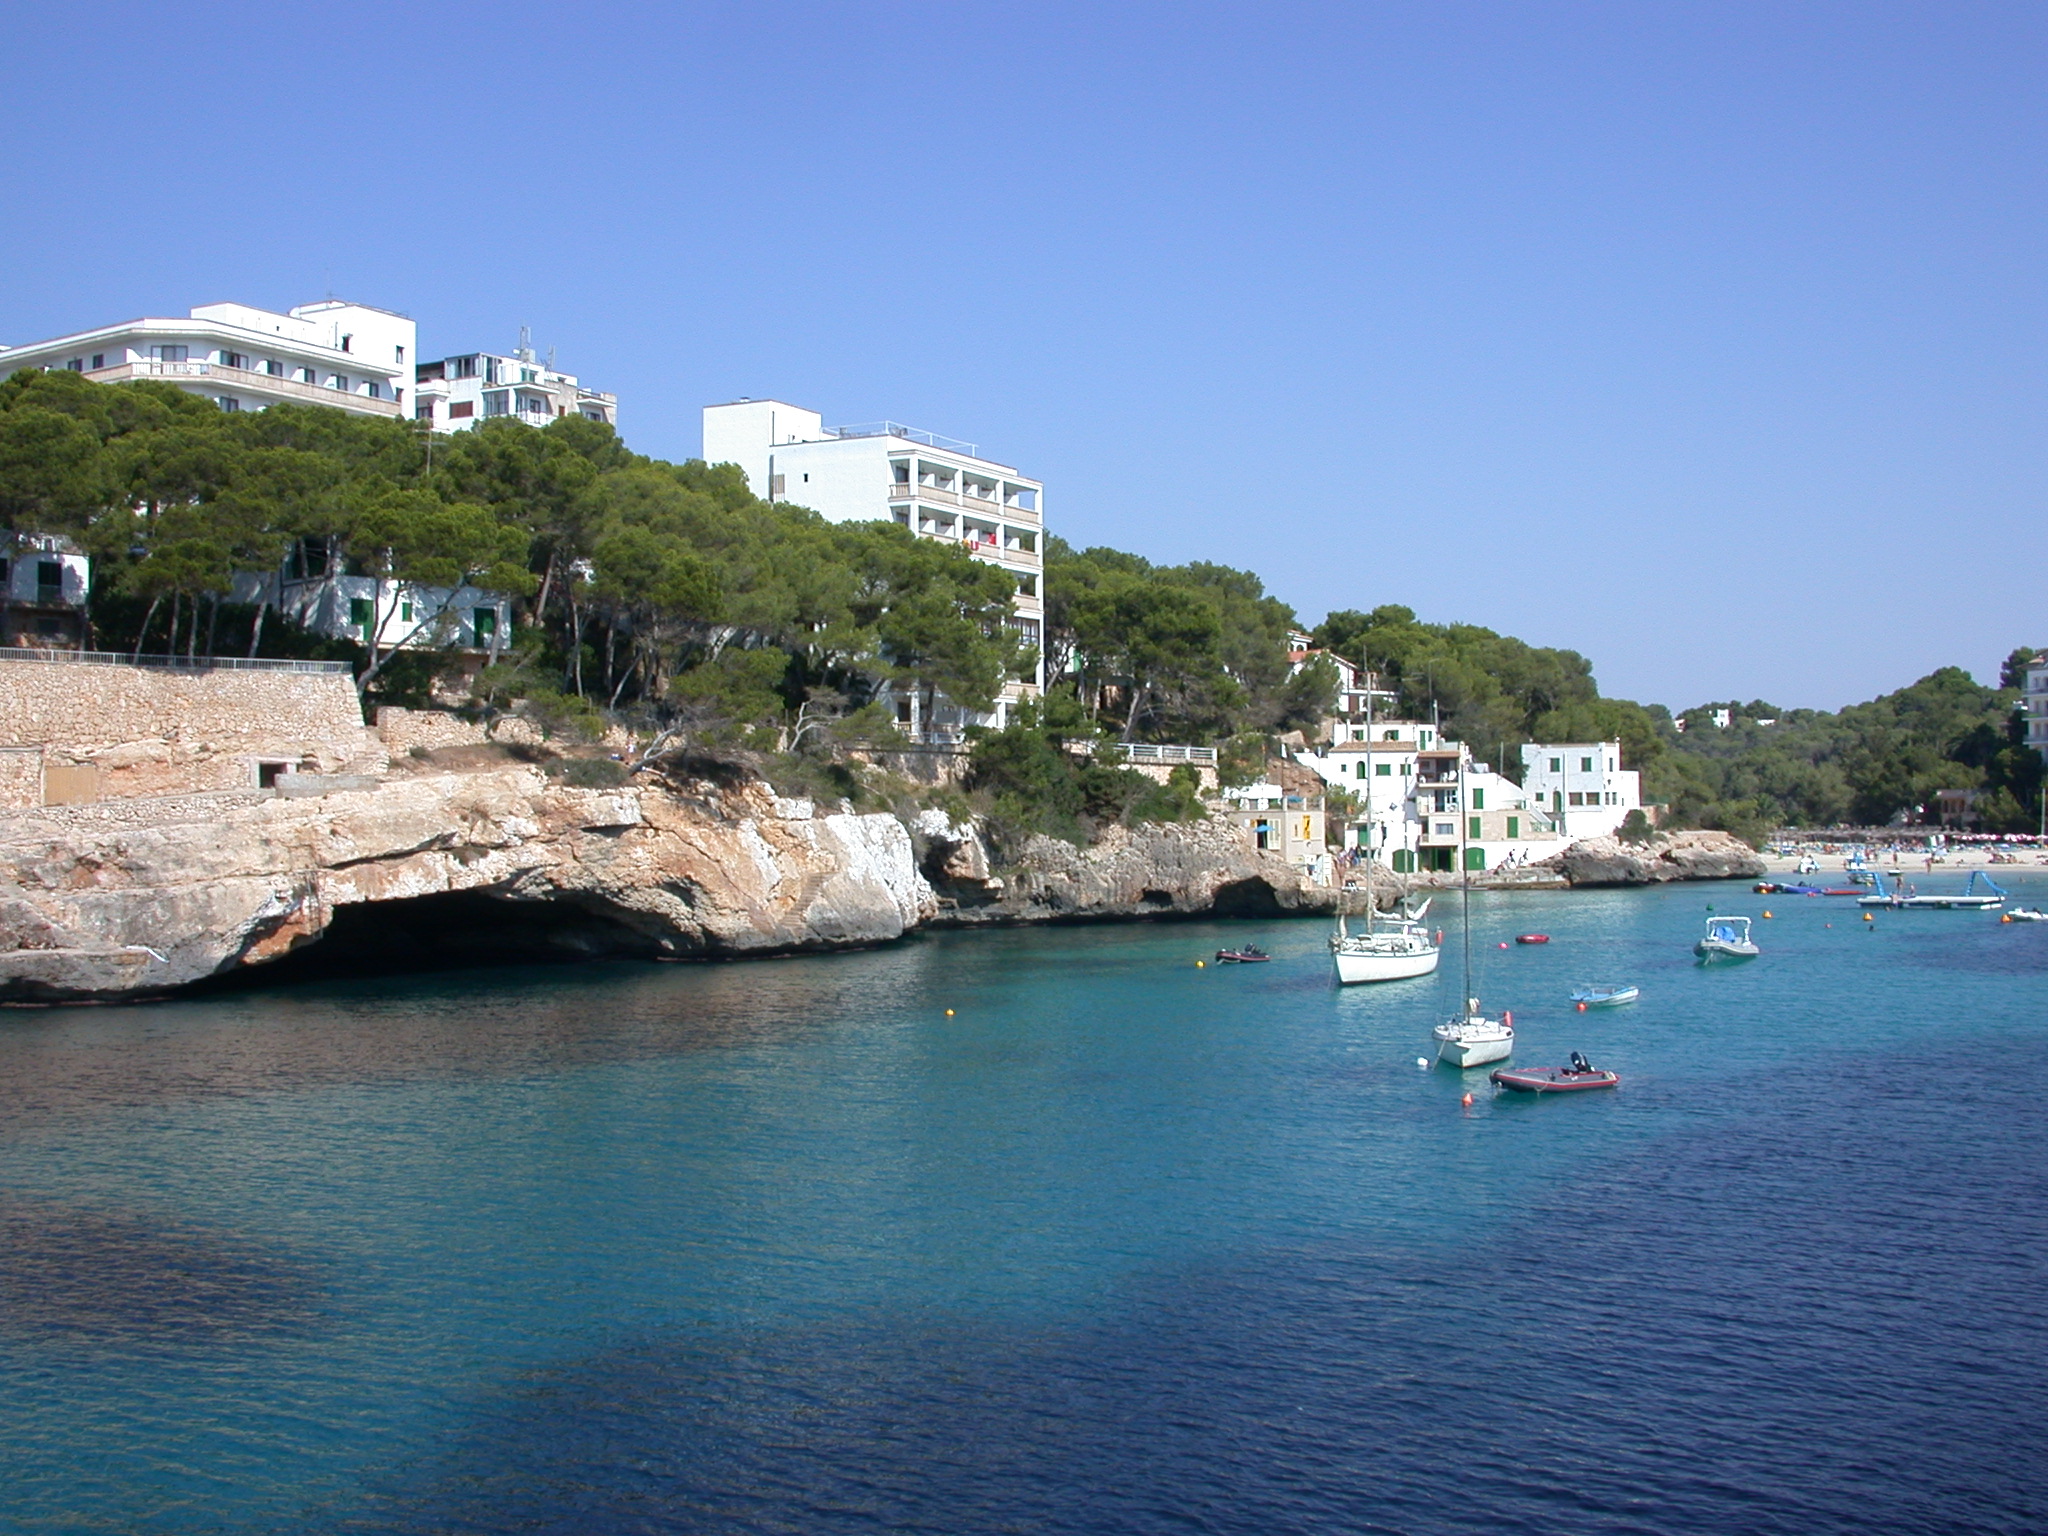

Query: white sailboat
(1432, 757), (1513, 1068)
(1331, 681), (1442, 985)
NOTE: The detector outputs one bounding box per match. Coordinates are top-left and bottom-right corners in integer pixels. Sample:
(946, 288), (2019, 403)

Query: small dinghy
(1491, 1052), (1620, 1093)
(2003, 908), (2048, 924)
(1695, 915), (1759, 962)
(1214, 945), (1271, 963)
(1514, 933), (1550, 945)
(1570, 983), (1639, 1008)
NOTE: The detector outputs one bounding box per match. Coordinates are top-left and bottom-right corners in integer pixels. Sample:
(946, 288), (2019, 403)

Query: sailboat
(1331, 688), (1442, 984)
(1432, 756), (1514, 1068)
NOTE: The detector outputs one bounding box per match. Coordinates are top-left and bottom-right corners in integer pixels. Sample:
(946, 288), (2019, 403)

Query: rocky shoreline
(0, 765), (1762, 1004)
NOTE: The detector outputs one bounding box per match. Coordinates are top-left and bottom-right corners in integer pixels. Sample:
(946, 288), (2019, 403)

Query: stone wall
(0, 748), (41, 810)
(0, 658), (383, 802)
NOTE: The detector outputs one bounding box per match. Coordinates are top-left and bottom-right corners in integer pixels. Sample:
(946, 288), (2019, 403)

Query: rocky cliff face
(1535, 830), (1766, 886)
(0, 768), (1327, 1003)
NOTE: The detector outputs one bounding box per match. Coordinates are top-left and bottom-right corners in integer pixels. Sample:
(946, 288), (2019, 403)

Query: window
(217, 396), (240, 411)
(1377, 762), (1393, 776)
(257, 761), (290, 789)
(365, 381), (383, 399)
(299, 367), (317, 383)
(219, 350), (248, 369)
(265, 359), (284, 375)
(449, 401), (474, 419)
(1384, 729), (1399, 741)
(483, 391), (509, 417)
(1581, 756), (1595, 772)
(340, 334), (353, 353)
(347, 598), (373, 630)
(1017, 574), (1037, 597)
(451, 356), (478, 379)
(37, 560), (62, 599)
(395, 345), (405, 363)
(0, 558), (10, 587)
(1507, 816), (1520, 838)
(91, 353), (104, 369)
(1548, 757), (1561, 773)
(328, 375), (348, 391)
(400, 600), (414, 622)
(416, 401), (435, 421)
(1469, 816), (1483, 841)
(1356, 762), (1368, 779)
(65, 358), (83, 371)
(1471, 787), (1484, 810)
(473, 608), (497, 642)
(149, 344), (188, 362)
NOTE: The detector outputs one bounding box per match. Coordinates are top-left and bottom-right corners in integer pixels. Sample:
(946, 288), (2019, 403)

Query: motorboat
(1331, 901), (1442, 983)
(1514, 933), (1550, 945)
(1569, 983), (1639, 1008)
(1214, 945), (1271, 963)
(1857, 870), (2007, 911)
(1492, 1052), (1620, 1093)
(1436, 1001), (1515, 1068)
(2002, 907), (2048, 923)
(1694, 915), (1760, 962)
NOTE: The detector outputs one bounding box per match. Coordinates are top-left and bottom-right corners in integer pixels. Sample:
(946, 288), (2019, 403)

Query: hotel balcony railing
(90, 360), (403, 417)
(890, 482), (1040, 521)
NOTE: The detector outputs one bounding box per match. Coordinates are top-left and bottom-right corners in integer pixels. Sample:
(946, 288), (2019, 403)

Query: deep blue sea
(3, 878), (2047, 1535)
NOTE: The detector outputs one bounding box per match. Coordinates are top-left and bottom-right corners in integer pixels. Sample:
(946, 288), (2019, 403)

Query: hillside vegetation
(2, 369), (2038, 835)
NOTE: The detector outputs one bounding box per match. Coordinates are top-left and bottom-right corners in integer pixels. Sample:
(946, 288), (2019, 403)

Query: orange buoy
(1762, 910), (1773, 919)
(1577, 1001), (1587, 1011)
(1461, 1092), (1474, 1107)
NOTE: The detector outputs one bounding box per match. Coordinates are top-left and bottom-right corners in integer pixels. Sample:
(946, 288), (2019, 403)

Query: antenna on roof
(545, 345), (555, 371)
(518, 325), (533, 363)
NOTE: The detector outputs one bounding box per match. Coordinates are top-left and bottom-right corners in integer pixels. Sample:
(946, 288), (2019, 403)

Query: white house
(233, 541), (513, 661)
(0, 300), (414, 419)
(0, 537), (92, 648)
(702, 398), (1046, 729)
(1285, 633), (1398, 744)
(1519, 742), (1642, 840)
(1295, 725), (1562, 872)
(414, 334), (616, 434)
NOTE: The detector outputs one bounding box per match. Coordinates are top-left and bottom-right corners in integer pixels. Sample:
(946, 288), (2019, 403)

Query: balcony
(90, 360), (403, 417)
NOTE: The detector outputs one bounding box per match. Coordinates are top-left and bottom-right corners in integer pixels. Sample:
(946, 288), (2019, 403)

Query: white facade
(414, 338), (616, 434)
(0, 301), (414, 419)
(2026, 655), (2048, 758)
(1519, 742), (1642, 840)
(702, 399), (1046, 722)
(1285, 634), (1397, 742)
(232, 568), (512, 656)
(1296, 726), (1564, 873)
(0, 537), (91, 647)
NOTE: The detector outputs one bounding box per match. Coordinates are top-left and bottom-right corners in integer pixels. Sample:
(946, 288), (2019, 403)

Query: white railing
(1118, 743), (1218, 764)
(88, 361), (403, 417)
(0, 647), (352, 675)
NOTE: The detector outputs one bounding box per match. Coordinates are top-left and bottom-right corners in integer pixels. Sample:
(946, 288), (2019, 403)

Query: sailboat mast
(1362, 652), (1374, 929)
(1460, 752), (1474, 1007)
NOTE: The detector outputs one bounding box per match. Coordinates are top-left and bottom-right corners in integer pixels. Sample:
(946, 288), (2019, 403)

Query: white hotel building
(0, 301), (414, 419)
(414, 337), (616, 433)
(702, 399), (1046, 731)
(1518, 742), (1642, 840)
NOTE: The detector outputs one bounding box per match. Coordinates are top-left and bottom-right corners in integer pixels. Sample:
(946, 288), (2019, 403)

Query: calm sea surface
(3, 879), (2046, 1534)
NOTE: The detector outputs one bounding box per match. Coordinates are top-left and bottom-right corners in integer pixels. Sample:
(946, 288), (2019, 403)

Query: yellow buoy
(1863, 912), (1875, 923)
(1196, 960), (1205, 968)
(945, 1008), (955, 1016)
(1762, 910), (1773, 919)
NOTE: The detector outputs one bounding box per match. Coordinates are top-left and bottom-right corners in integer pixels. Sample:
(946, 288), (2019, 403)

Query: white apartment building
(414, 334), (616, 433)
(0, 301), (414, 419)
(702, 399), (1046, 729)
(1295, 724), (1562, 872)
(1519, 742), (1642, 840)
(2025, 655), (2048, 759)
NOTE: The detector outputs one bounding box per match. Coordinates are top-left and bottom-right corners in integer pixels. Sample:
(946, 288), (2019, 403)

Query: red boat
(1514, 933), (1550, 945)
(1491, 1053), (1619, 1093)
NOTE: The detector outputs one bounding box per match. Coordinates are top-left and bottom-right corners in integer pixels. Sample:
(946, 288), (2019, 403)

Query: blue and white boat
(1570, 983), (1640, 1008)
(1695, 916), (1759, 962)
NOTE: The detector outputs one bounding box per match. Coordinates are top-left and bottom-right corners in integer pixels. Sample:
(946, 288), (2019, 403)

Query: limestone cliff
(0, 768), (1326, 1003)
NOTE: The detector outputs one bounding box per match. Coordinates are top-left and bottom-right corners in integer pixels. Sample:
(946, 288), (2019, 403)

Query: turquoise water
(2, 879), (2045, 1533)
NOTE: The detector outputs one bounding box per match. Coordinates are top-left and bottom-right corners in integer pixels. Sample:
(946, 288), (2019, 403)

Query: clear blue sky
(5, 2), (2042, 711)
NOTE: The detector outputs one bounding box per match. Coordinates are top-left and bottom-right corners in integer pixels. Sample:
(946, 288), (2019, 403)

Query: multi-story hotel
(0, 300), (415, 419)
(702, 399), (1046, 731)
(414, 334), (616, 433)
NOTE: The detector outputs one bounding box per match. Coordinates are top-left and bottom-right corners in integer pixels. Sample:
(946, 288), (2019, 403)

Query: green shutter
(1463, 846), (1485, 871)
(1392, 848), (1414, 874)
(1468, 815), (1482, 841)
(1471, 787), (1484, 810)
(348, 597), (372, 629)
(1507, 816), (1519, 838)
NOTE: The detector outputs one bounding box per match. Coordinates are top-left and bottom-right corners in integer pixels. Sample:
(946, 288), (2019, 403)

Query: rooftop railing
(829, 421), (979, 455)
(0, 647), (353, 675)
